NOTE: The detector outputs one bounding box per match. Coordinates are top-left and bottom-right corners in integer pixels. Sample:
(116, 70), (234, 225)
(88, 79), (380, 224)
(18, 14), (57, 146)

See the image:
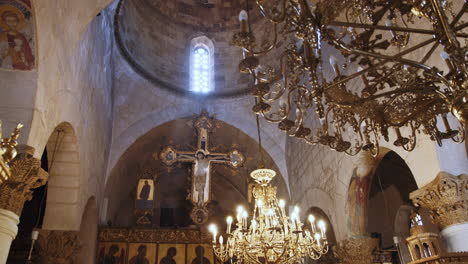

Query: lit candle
(279, 199), (286, 216)
(219, 235), (224, 247)
(308, 214), (316, 233)
(318, 220), (326, 238)
(239, 10), (249, 33)
(227, 216), (233, 234)
(252, 219), (258, 233)
(314, 233), (321, 247)
(209, 224), (218, 243)
(242, 211), (248, 227)
(237, 206), (244, 223)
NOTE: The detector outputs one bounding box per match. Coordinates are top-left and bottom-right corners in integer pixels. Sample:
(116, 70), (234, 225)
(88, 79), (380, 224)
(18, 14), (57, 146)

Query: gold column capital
(0, 145), (48, 215)
(333, 237), (379, 264)
(410, 172), (467, 229)
(36, 229), (80, 264)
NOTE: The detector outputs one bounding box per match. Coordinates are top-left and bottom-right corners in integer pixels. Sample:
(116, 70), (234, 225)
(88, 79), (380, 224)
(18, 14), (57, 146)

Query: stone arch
(104, 116), (289, 227)
(42, 122), (82, 230)
(346, 148), (418, 242)
(106, 104), (289, 192)
(367, 151), (418, 248)
(76, 196), (98, 264)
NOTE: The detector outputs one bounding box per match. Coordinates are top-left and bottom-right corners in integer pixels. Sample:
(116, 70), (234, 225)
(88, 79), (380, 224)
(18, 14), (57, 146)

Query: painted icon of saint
(191, 246), (210, 264)
(159, 247), (177, 264)
(129, 245), (150, 264)
(0, 5), (35, 70)
(98, 244), (125, 264)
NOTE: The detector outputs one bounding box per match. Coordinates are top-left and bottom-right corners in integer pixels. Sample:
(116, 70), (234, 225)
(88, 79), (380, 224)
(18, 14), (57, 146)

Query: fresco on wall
(346, 168), (371, 237)
(0, 0), (35, 70)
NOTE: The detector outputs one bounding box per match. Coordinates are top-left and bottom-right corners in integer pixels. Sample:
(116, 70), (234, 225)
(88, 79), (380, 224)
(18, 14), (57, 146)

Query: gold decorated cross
(159, 112), (244, 225)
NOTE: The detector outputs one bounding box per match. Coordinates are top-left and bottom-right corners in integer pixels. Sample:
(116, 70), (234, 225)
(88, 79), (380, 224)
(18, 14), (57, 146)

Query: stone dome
(115, 0), (263, 97)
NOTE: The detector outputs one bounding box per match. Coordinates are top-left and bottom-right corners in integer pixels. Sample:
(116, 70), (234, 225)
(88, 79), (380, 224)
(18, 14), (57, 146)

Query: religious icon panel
(158, 244), (186, 264)
(136, 178), (154, 210)
(128, 243), (156, 264)
(187, 244), (214, 264)
(97, 242), (127, 264)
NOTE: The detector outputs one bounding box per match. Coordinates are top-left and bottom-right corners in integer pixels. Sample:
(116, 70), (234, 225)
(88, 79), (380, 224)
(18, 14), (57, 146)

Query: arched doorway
(42, 122), (82, 230)
(368, 151), (418, 248)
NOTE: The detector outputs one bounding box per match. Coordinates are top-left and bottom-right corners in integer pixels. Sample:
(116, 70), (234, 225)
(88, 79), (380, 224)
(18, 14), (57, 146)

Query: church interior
(0, 0), (466, 264)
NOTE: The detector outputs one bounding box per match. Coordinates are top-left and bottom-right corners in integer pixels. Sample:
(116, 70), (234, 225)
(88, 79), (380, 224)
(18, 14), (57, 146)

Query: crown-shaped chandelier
(232, 0), (467, 156)
(209, 168), (328, 264)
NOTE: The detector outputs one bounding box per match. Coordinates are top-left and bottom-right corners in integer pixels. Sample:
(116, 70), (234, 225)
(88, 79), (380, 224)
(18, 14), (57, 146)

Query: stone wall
(107, 32), (290, 197)
(25, 0), (115, 230)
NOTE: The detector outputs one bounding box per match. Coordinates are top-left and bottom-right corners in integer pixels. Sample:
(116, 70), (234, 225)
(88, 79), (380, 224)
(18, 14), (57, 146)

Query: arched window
(190, 36), (215, 93)
(414, 245), (422, 259)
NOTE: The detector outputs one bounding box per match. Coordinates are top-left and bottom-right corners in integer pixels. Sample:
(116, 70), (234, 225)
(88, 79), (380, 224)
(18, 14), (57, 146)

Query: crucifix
(158, 112), (245, 225)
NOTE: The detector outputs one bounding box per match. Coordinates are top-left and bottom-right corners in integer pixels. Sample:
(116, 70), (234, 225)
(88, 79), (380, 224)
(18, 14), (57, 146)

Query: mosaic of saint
(0, 0), (35, 70)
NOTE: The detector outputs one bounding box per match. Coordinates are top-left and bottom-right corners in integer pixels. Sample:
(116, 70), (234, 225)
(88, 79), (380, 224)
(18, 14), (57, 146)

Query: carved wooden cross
(159, 112), (245, 225)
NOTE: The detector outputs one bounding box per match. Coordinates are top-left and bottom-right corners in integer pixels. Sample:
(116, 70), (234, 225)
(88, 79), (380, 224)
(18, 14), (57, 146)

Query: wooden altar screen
(97, 228), (215, 264)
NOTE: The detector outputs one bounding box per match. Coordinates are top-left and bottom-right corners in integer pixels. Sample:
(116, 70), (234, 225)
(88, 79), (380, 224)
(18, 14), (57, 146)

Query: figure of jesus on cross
(159, 112), (245, 225)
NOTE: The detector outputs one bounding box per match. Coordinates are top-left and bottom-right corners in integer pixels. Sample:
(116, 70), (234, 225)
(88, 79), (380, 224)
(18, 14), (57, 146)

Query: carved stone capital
(410, 172), (467, 229)
(333, 237), (379, 264)
(36, 229), (80, 264)
(0, 145), (49, 215)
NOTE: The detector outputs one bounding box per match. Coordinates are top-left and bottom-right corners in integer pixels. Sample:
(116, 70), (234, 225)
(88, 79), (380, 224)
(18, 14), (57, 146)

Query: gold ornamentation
(210, 167), (329, 264)
(98, 228), (211, 243)
(0, 145), (48, 215)
(0, 122), (23, 185)
(410, 172), (467, 229)
(233, 0), (466, 157)
(333, 237), (379, 264)
(36, 229), (80, 264)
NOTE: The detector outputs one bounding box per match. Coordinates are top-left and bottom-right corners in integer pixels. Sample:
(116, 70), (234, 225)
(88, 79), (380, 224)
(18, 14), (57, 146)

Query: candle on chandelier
(318, 220), (326, 238)
(293, 206), (301, 230)
(278, 199), (286, 216)
(237, 206), (244, 223)
(242, 210), (248, 226)
(239, 10), (249, 33)
(209, 224), (218, 243)
(308, 214), (316, 233)
(314, 233), (321, 246)
(219, 235), (224, 248)
(227, 216), (233, 234)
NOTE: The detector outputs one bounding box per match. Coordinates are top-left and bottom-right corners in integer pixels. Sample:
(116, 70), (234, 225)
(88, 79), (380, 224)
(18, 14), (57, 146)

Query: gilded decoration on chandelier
(232, 0), (467, 156)
(209, 168), (329, 264)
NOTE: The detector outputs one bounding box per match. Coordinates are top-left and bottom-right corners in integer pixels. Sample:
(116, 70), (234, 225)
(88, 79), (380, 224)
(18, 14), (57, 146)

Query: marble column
(0, 209), (19, 264)
(0, 145), (48, 264)
(410, 172), (468, 252)
(333, 237), (379, 264)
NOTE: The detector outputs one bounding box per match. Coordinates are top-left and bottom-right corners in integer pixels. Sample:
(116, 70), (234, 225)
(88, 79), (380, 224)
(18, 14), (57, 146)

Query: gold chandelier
(232, 0), (467, 156)
(209, 168), (328, 264)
